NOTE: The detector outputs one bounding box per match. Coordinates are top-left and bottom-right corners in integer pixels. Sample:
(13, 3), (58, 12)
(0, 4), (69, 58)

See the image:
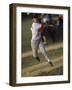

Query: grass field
(22, 15), (32, 52)
(22, 48), (63, 76)
(21, 13), (63, 77)
(22, 48), (63, 68)
(37, 66), (63, 76)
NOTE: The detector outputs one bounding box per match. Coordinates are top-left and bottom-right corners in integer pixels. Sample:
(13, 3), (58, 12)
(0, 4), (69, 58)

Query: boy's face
(32, 18), (37, 22)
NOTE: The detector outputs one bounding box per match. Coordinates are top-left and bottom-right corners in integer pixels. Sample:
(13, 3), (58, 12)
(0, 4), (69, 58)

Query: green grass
(22, 16), (32, 52)
(21, 48), (63, 77)
(36, 66), (63, 76)
(22, 48), (63, 69)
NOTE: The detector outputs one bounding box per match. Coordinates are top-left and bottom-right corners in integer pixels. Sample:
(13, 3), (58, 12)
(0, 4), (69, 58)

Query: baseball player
(30, 15), (53, 66)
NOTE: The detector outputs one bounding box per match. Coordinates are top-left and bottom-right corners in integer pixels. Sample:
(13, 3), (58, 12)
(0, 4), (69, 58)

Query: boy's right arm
(36, 24), (42, 30)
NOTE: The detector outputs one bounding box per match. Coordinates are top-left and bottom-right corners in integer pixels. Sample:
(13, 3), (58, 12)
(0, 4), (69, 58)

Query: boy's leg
(43, 36), (47, 44)
(39, 41), (53, 66)
(31, 40), (40, 62)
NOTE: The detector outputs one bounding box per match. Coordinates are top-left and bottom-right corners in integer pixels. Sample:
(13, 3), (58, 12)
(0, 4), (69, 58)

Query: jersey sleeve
(31, 23), (42, 31)
(36, 23), (42, 30)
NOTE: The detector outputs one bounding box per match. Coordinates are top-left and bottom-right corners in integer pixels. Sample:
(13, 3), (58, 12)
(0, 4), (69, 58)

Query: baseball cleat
(35, 57), (40, 62)
(48, 61), (54, 66)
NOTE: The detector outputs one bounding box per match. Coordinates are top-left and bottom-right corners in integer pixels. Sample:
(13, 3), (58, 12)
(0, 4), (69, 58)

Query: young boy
(30, 15), (53, 66)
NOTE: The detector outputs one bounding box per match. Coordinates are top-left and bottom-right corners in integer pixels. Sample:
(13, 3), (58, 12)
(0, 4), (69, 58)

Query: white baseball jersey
(31, 22), (42, 41)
